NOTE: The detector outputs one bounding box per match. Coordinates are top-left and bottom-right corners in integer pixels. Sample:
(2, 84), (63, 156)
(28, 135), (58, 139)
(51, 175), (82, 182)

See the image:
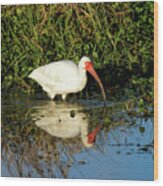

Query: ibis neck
(78, 66), (87, 78)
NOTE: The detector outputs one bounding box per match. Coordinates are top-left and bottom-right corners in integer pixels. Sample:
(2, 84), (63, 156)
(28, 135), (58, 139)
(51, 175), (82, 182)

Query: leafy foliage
(1, 2), (154, 98)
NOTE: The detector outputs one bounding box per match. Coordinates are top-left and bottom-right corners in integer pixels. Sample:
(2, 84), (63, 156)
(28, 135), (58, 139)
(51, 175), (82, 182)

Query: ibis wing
(29, 60), (79, 90)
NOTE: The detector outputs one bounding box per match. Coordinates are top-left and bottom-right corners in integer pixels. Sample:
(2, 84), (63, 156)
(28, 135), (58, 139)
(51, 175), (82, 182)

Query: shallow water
(1, 92), (154, 180)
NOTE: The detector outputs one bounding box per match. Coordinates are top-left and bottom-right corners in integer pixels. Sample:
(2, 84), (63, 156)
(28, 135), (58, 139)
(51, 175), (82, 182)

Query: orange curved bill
(86, 64), (106, 100)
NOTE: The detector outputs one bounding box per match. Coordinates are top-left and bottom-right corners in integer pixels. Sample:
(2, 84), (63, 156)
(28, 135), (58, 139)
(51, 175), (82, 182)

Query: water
(1, 92), (154, 180)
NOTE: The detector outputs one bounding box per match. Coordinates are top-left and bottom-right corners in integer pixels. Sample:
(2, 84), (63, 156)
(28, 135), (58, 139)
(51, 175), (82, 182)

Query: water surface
(1, 92), (154, 180)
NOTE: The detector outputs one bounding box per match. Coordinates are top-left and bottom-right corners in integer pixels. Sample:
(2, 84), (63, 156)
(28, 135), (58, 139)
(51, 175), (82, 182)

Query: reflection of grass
(1, 93), (153, 177)
(1, 107), (84, 177)
(1, 96), (89, 177)
(2, 2), (154, 95)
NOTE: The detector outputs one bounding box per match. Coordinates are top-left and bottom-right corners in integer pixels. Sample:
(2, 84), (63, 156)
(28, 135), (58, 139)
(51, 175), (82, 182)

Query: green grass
(1, 2), (154, 95)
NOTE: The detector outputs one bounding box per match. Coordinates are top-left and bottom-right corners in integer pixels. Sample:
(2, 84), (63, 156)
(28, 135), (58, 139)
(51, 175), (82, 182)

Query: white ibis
(29, 56), (106, 100)
(32, 101), (101, 148)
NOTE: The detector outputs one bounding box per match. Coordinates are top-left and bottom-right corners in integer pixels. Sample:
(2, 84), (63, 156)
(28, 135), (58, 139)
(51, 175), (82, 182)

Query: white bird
(32, 101), (101, 148)
(29, 56), (106, 100)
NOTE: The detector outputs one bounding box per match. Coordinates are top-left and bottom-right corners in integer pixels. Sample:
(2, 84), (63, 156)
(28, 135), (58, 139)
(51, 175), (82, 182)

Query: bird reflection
(32, 101), (101, 148)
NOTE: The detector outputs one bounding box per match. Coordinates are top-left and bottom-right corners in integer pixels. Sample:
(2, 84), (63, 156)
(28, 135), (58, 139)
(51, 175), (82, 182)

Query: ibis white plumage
(29, 56), (106, 100)
(32, 101), (102, 148)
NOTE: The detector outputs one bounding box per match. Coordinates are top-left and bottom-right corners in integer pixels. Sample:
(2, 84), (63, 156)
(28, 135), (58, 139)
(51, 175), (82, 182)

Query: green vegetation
(1, 2), (154, 178)
(1, 2), (154, 103)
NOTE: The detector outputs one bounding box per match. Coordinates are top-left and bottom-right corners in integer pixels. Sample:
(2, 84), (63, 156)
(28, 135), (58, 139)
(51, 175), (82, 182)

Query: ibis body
(29, 56), (106, 100)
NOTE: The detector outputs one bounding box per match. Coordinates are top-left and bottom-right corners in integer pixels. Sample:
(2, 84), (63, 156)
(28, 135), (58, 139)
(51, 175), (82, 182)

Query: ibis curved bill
(29, 56), (106, 100)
